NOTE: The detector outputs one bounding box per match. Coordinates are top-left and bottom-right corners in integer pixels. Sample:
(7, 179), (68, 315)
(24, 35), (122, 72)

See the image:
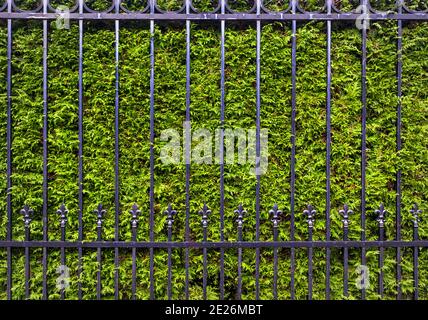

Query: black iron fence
(1, 0), (427, 300)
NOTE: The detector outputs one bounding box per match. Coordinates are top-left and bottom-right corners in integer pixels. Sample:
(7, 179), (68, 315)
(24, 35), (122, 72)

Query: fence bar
(58, 204), (68, 300)
(1, 13), (428, 21)
(3, 239), (428, 248)
(376, 204), (386, 298)
(130, 204), (139, 300)
(271, 205), (281, 300)
(236, 205), (245, 300)
(165, 205), (176, 300)
(343, 234), (349, 297)
(411, 204), (420, 300)
(290, 0), (297, 300)
(149, 0), (156, 301)
(255, 0), (262, 300)
(77, 0), (84, 300)
(113, 0), (121, 301)
(200, 205), (211, 300)
(95, 204), (105, 299)
(219, 0), (226, 300)
(360, 0), (368, 300)
(395, 0), (403, 300)
(304, 205), (315, 300)
(184, 0), (191, 300)
(42, 0), (49, 300)
(340, 205), (352, 297)
(6, 0), (12, 301)
(325, 0), (332, 300)
(21, 205), (32, 299)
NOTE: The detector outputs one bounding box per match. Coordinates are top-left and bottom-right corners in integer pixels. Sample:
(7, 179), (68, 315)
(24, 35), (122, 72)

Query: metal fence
(1, 0), (427, 300)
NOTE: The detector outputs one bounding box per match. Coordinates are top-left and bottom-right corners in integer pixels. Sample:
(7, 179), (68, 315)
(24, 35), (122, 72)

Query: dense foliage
(0, 1), (427, 300)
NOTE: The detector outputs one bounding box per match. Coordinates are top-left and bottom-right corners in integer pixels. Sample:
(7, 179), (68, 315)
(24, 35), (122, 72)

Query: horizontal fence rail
(1, 0), (427, 300)
(0, 0), (427, 20)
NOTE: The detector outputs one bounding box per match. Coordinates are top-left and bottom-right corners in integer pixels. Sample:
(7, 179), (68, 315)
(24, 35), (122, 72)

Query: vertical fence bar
(395, 0), (403, 300)
(255, 0), (261, 300)
(114, 0), (121, 301)
(95, 204), (105, 300)
(219, 0), (226, 300)
(130, 204), (140, 300)
(57, 204), (68, 300)
(340, 205), (352, 298)
(42, 0), (49, 300)
(360, 0), (368, 300)
(6, 0), (13, 301)
(376, 204), (386, 298)
(165, 205), (176, 300)
(411, 204), (420, 300)
(77, 0), (84, 300)
(290, 0), (297, 300)
(149, 0), (156, 301)
(21, 205), (33, 299)
(199, 204), (211, 300)
(325, 0), (332, 300)
(235, 205), (245, 300)
(184, 0), (191, 300)
(304, 205), (315, 300)
(270, 204), (282, 300)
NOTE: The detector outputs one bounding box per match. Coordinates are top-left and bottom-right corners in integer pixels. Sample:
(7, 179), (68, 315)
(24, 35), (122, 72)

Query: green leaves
(0, 19), (426, 300)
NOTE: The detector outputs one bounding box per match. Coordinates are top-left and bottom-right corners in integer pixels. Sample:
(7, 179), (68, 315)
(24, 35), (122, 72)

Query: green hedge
(0, 14), (427, 300)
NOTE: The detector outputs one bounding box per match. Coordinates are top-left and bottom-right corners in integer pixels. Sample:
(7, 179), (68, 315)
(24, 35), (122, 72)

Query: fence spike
(269, 204), (282, 228)
(411, 203), (422, 228)
(303, 204), (316, 229)
(375, 203), (387, 228)
(339, 204), (353, 229)
(57, 203), (68, 228)
(235, 204), (246, 228)
(199, 203), (211, 228)
(20, 204), (33, 228)
(94, 203), (106, 228)
(164, 204), (177, 228)
(130, 203), (141, 229)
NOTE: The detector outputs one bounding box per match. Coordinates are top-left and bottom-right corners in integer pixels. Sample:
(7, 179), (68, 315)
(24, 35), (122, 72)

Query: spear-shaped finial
(130, 203), (141, 229)
(375, 203), (387, 228)
(235, 204), (246, 228)
(199, 203), (212, 228)
(164, 204), (177, 228)
(94, 203), (106, 228)
(339, 204), (353, 229)
(57, 203), (68, 228)
(20, 204), (33, 228)
(303, 204), (316, 229)
(411, 203), (422, 228)
(269, 204), (283, 228)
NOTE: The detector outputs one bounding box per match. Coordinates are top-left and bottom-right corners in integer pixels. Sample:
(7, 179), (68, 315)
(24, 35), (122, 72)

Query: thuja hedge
(0, 7), (427, 300)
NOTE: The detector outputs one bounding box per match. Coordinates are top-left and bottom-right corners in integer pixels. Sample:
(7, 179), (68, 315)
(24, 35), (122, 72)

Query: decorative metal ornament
(339, 204), (353, 229)
(164, 204), (177, 228)
(94, 203), (106, 228)
(235, 204), (246, 228)
(411, 203), (422, 228)
(199, 203), (211, 228)
(20, 204), (33, 228)
(269, 204), (282, 228)
(130, 203), (141, 229)
(57, 203), (68, 228)
(375, 203), (387, 228)
(303, 204), (316, 229)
